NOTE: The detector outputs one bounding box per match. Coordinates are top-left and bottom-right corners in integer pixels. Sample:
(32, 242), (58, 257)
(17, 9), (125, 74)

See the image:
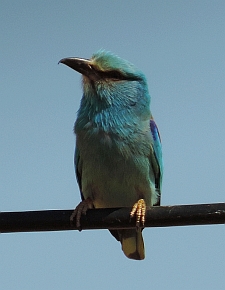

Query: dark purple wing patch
(150, 119), (161, 142)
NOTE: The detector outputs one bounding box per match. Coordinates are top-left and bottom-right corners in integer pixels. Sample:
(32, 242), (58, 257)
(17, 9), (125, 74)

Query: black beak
(59, 57), (96, 78)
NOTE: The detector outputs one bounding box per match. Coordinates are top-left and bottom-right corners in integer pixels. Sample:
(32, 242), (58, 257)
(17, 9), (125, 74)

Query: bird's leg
(70, 197), (94, 230)
(130, 199), (146, 228)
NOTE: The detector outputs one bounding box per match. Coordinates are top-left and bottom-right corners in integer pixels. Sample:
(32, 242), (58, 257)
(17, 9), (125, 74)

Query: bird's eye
(111, 72), (122, 79)
(105, 71), (125, 80)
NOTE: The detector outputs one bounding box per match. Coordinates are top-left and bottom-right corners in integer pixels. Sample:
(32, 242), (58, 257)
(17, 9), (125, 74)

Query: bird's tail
(121, 229), (145, 260)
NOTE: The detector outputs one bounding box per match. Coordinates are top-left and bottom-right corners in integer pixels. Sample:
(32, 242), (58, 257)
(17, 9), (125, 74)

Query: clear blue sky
(1, 1), (224, 289)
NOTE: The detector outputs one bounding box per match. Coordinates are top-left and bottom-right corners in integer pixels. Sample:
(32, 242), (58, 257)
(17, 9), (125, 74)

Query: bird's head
(59, 49), (143, 80)
(59, 49), (151, 124)
(61, 50), (148, 95)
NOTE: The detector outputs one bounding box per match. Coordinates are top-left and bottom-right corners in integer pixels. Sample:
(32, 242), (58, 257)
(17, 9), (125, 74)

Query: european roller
(59, 50), (163, 260)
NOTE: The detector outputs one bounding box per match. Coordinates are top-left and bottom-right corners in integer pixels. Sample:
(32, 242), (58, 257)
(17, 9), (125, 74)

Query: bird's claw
(130, 199), (146, 228)
(70, 198), (94, 230)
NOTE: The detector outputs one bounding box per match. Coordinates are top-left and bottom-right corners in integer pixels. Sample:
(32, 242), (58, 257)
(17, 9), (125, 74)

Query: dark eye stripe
(97, 70), (141, 81)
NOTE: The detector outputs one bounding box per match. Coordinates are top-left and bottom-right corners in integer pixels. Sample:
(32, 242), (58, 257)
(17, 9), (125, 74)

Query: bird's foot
(70, 198), (94, 230)
(130, 199), (146, 228)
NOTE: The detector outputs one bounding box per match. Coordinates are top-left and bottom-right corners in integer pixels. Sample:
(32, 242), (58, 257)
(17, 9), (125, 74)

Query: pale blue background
(1, 1), (224, 289)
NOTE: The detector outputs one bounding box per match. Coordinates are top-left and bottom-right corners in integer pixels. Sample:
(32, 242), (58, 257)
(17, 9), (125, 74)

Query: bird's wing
(150, 117), (163, 206)
(74, 147), (85, 201)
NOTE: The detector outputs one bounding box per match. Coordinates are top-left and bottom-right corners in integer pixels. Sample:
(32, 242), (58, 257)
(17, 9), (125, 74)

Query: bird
(59, 50), (163, 260)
